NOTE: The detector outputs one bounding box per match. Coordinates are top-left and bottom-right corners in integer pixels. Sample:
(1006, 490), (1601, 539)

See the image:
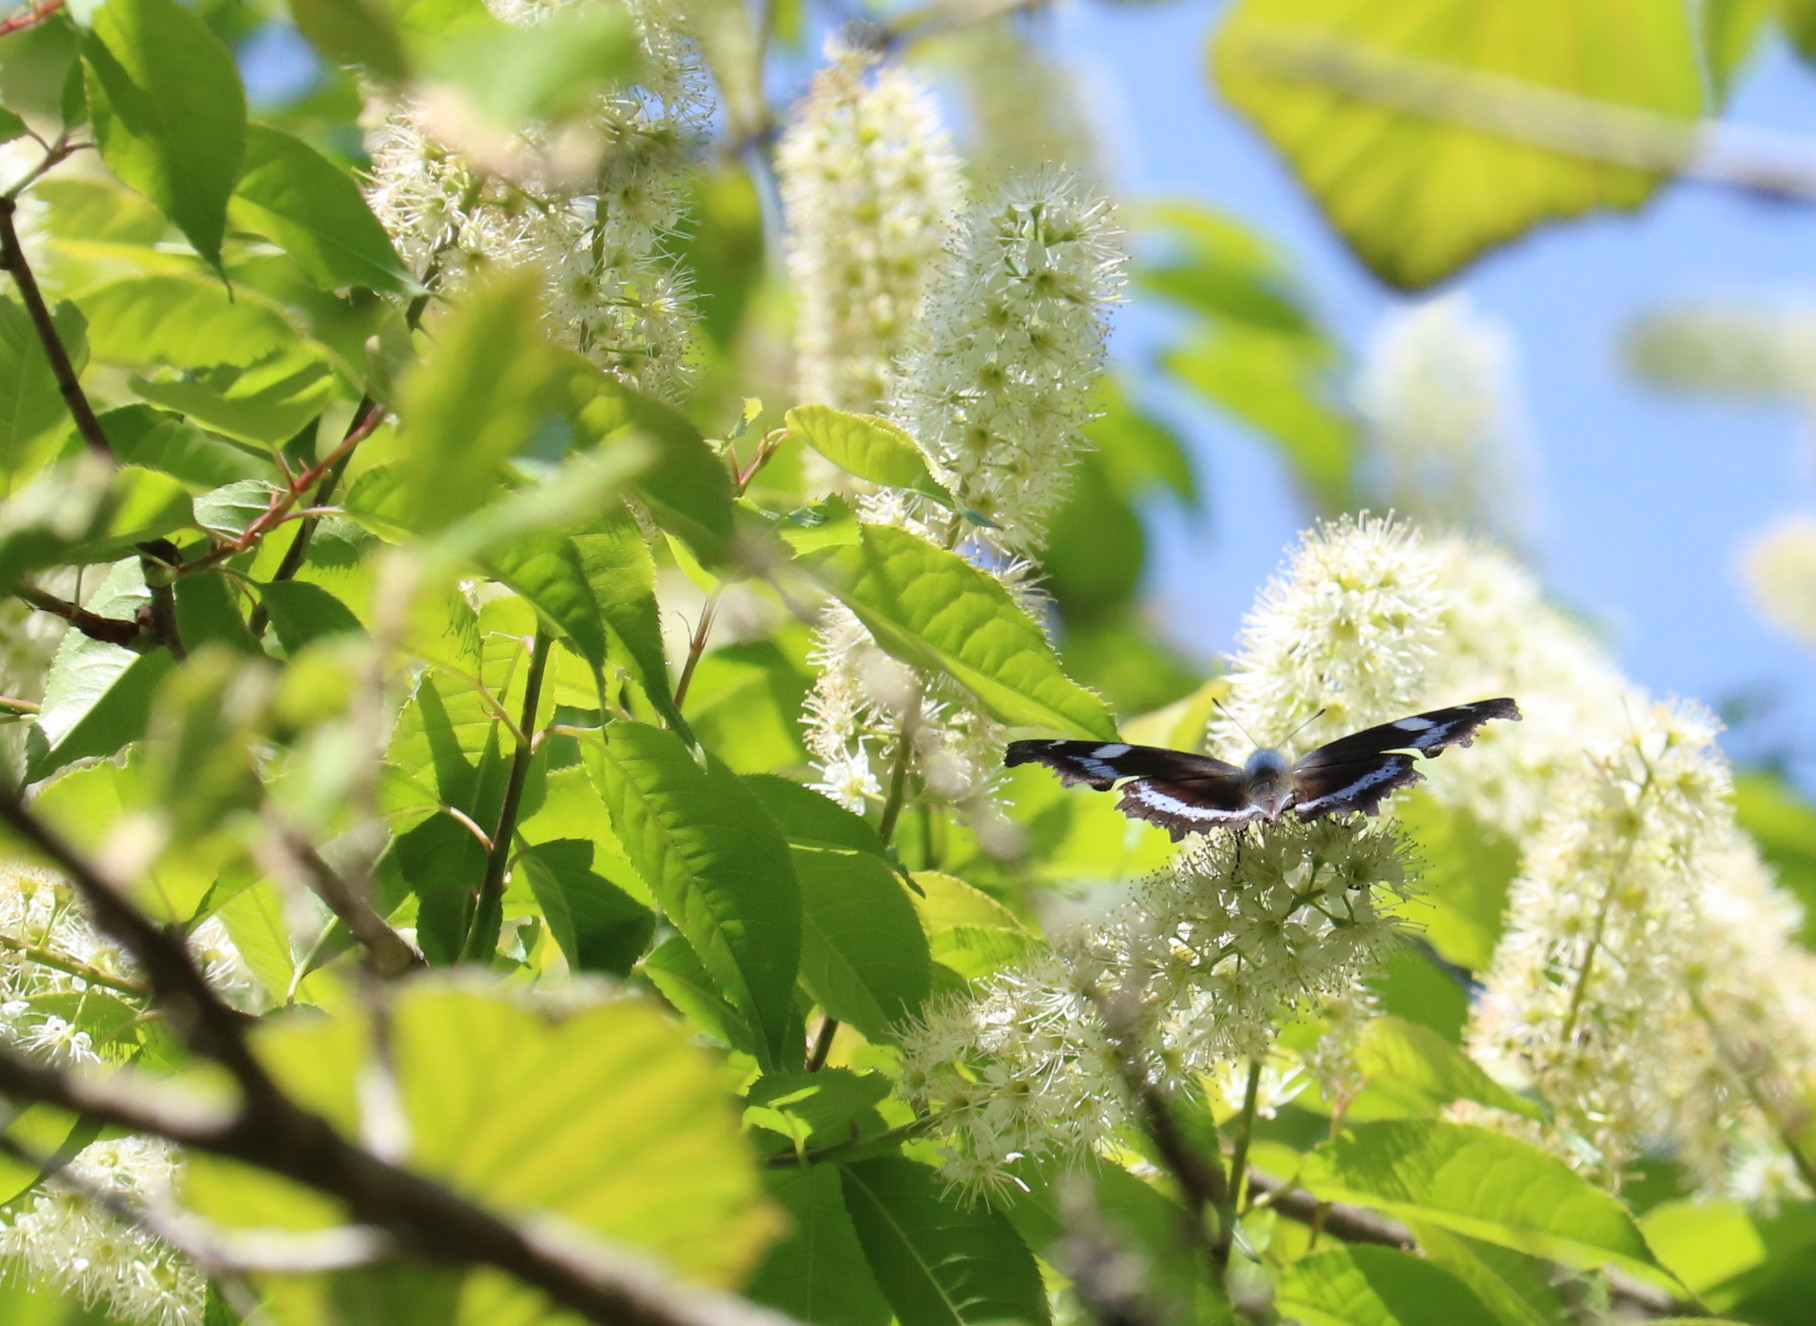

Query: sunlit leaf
(793, 847), (930, 1043)
(746, 1166), (892, 1326)
(1275, 1245), (1500, 1326)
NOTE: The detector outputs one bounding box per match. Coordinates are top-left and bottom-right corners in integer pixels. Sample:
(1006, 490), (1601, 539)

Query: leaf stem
(461, 629), (552, 963)
(876, 685), (923, 848)
(11, 583), (148, 649)
(248, 404), (372, 638)
(0, 0), (65, 37)
(1225, 1059), (1263, 1223)
(671, 592), (720, 711)
(0, 195), (109, 459)
(0, 931), (147, 997)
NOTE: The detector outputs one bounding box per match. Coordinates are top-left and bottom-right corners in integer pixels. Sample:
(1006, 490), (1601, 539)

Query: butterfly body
(1005, 698), (1520, 841)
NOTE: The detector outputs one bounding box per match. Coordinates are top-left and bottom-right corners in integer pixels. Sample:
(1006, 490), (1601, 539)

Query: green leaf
(482, 531), (607, 670)
(684, 639), (811, 773)
(785, 405), (950, 501)
(286, 0), (409, 82)
(745, 1068), (891, 1153)
(427, 2), (637, 126)
(585, 721), (801, 1069)
(1733, 771), (1816, 947)
(81, 0), (246, 268)
(746, 1166), (893, 1326)
(81, 274), (295, 370)
(514, 838), (654, 977)
(0, 297), (87, 493)
(257, 580), (366, 652)
(395, 268), (560, 532)
(1165, 326), (1352, 511)
(0, 108), (25, 144)
(1780, 0), (1816, 63)
(130, 350), (335, 447)
(565, 364), (734, 565)
(640, 933), (760, 1056)
(1085, 375), (1198, 504)
(24, 558), (173, 782)
(1346, 1016), (1542, 1121)
(1299, 1120), (1661, 1277)
(1410, 1223), (1576, 1326)
(839, 1157), (1050, 1326)
(572, 515), (683, 730)
(797, 524), (1116, 739)
(1274, 1245), (1501, 1326)
(1392, 793), (1519, 971)
(1139, 199), (1319, 342)
(192, 478), (279, 539)
(793, 847), (930, 1043)
(1211, 0), (1705, 289)
(239, 978), (778, 1284)
(909, 871), (1032, 982)
(1705, 0), (1772, 99)
(381, 814), (483, 964)
(99, 405), (269, 488)
(230, 124), (413, 293)
(744, 774), (892, 860)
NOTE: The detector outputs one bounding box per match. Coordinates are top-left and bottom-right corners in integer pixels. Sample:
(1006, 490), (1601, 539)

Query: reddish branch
(0, 0), (65, 38)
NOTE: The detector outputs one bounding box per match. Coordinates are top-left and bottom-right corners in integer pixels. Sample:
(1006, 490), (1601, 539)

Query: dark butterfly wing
(1004, 740), (1258, 840)
(1289, 697), (1521, 819)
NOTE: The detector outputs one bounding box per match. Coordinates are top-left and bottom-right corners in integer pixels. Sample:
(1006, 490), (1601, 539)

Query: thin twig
(0, 695), (39, 715)
(0, 0), (65, 37)
(461, 629), (552, 963)
(0, 195), (109, 458)
(759, 1115), (940, 1169)
(671, 592), (720, 711)
(804, 1016), (838, 1072)
(261, 815), (424, 979)
(0, 930), (147, 997)
(249, 401), (373, 638)
(11, 583), (147, 649)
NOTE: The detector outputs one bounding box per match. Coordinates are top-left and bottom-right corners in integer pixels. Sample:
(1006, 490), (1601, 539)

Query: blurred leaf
(1371, 943), (1469, 1043)
(1166, 325), (1352, 511)
(286, 0), (410, 82)
(566, 364), (734, 565)
(1042, 451), (1144, 622)
(792, 847), (931, 1043)
(1140, 199), (1318, 342)
(1059, 613), (1204, 716)
(747, 1166), (893, 1326)
(81, 0), (246, 269)
(745, 1068), (891, 1153)
(1211, 0), (1705, 288)
(786, 406), (951, 503)
(395, 268), (560, 532)
(1301, 1120), (1661, 1277)
(0, 297), (87, 494)
(1411, 1223), (1583, 1326)
(514, 837), (655, 976)
(81, 274), (295, 371)
(1643, 1197), (1816, 1321)
(1392, 793), (1519, 971)
(1781, 0), (1816, 62)
(1733, 771), (1816, 947)
(1705, 0), (1773, 98)
(684, 639), (812, 773)
(23, 559), (171, 782)
(427, 3), (637, 125)
(1084, 375), (1197, 504)
(796, 524), (1117, 740)
(586, 721), (801, 1068)
(1347, 1016), (1542, 1120)
(229, 124), (413, 292)
(1275, 1245), (1500, 1326)
(238, 978), (778, 1283)
(129, 354), (334, 450)
(193, 478), (279, 539)
(839, 1157), (1051, 1326)
(675, 164), (765, 348)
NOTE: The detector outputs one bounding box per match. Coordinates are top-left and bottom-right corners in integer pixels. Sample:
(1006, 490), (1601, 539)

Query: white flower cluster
(1465, 700), (1734, 1184)
(0, 867), (250, 1325)
(1743, 514), (1816, 653)
(779, 46), (962, 418)
(804, 173), (1123, 836)
(364, 0), (708, 399)
(882, 170), (1127, 561)
(1355, 295), (1531, 546)
(901, 817), (1414, 1191)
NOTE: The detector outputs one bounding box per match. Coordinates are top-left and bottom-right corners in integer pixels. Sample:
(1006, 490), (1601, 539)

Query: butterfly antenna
(1211, 698), (1262, 751)
(1281, 707), (1328, 748)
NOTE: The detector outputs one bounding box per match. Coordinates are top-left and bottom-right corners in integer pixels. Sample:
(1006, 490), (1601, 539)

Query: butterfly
(1004, 698), (1520, 841)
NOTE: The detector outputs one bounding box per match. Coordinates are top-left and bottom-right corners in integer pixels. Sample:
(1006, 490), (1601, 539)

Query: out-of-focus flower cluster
(364, 0), (708, 399)
(779, 45), (962, 420)
(901, 817), (1414, 1192)
(0, 866), (250, 1326)
(1744, 513), (1816, 653)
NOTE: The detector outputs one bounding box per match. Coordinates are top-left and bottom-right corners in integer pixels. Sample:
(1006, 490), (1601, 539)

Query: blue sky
(1040, 2), (1816, 777)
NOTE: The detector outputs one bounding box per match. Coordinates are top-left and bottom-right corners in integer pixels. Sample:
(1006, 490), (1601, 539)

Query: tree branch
(0, 195), (109, 458)
(12, 582), (150, 649)
(260, 815), (424, 979)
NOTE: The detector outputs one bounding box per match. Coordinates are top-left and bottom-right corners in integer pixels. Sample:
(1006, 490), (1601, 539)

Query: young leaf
(81, 0), (247, 269)
(796, 524), (1117, 739)
(229, 125), (413, 293)
(793, 847), (931, 1043)
(481, 531), (608, 670)
(585, 722), (801, 1069)
(1299, 1120), (1662, 1278)
(129, 351), (336, 448)
(514, 838), (654, 977)
(785, 405), (953, 503)
(745, 1166), (893, 1326)
(839, 1157), (1051, 1326)
(572, 516), (683, 730)
(1274, 1245), (1501, 1326)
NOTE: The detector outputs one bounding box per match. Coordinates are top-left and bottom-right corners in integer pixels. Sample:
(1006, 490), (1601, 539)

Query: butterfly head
(1242, 747), (1293, 819)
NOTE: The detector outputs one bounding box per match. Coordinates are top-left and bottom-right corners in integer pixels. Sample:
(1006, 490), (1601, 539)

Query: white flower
(1355, 295), (1532, 545)
(1743, 513), (1816, 653)
(779, 44), (963, 419)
